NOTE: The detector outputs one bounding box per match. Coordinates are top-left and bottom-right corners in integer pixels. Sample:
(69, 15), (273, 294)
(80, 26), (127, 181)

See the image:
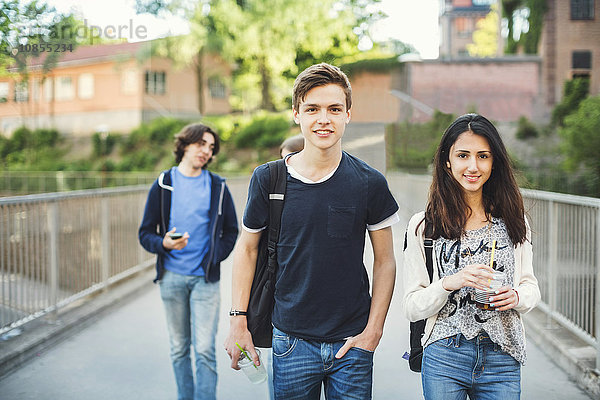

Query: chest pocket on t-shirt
(327, 206), (356, 238)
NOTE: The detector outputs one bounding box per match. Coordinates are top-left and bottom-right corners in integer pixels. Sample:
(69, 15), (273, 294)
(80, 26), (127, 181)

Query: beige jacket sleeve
(401, 211), (453, 322)
(512, 216), (541, 314)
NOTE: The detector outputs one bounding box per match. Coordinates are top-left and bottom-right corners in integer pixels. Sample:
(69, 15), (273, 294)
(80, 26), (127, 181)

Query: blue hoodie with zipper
(138, 168), (239, 283)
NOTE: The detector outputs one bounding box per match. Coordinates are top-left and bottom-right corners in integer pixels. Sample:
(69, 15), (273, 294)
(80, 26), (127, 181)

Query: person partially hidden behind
(225, 63), (399, 400)
(279, 133), (304, 158)
(138, 123), (238, 400)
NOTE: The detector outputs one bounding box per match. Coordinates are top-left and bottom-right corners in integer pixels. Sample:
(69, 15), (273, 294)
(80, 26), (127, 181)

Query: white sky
(46, 0), (440, 59)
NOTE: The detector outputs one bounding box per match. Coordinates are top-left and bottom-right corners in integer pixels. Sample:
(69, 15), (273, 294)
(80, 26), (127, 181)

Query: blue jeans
(272, 326), (373, 400)
(159, 270), (220, 400)
(422, 333), (521, 400)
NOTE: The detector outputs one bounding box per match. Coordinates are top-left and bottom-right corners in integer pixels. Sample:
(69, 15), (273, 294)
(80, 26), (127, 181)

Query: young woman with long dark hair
(402, 113), (540, 399)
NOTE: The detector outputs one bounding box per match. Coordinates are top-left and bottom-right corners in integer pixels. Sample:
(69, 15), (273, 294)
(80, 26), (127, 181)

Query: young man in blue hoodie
(139, 123), (238, 400)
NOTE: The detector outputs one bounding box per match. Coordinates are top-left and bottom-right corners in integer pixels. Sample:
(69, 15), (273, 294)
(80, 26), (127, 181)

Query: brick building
(540, 0), (600, 109)
(348, 55), (543, 124)
(0, 41), (231, 136)
(350, 0), (599, 125)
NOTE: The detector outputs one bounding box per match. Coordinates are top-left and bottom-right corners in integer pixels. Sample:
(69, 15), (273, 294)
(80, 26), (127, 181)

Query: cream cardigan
(402, 211), (541, 346)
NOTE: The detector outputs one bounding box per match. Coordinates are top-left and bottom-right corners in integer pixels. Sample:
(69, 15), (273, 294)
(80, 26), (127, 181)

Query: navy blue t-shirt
(243, 152), (399, 341)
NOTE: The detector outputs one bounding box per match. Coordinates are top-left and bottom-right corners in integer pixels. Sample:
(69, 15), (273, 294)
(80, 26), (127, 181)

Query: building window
(208, 77), (226, 98)
(454, 0), (472, 7)
(78, 73), (94, 99)
(55, 76), (74, 101)
(145, 71), (166, 95)
(455, 17), (475, 37)
(572, 51), (592, 69)
(121, 69), (138, 95)
(0, 82), (8, 103)
(14, 81), (28, 103)
(571, 0), (595, 20)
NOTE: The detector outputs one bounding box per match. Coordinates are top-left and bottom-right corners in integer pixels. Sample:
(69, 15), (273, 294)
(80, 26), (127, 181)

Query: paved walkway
(0, 221), (592, 399)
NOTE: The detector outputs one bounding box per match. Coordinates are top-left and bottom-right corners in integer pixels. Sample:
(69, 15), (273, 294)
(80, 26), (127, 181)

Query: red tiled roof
(26, 40), (149, 68)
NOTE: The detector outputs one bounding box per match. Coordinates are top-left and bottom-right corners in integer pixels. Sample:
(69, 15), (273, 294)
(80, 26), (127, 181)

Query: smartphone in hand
(168, 232), (184, 240)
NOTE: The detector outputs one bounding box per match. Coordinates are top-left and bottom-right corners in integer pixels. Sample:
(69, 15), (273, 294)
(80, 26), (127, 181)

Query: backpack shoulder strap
(424, 220), (434, 283)
(266, 159), (287, 245)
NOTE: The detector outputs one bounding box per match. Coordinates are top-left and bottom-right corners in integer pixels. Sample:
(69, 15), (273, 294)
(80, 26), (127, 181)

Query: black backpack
(405, 221), (434, 372)
(246, 159), (287, 348)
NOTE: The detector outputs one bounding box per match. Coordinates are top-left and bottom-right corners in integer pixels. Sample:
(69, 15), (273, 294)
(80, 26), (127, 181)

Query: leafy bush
(92, 132), (118, 156)
(522, 165), (600, 198)
(121, 117), (189, 153)
(387, 110), (455, 170)
(559, 95), (600, 176)
(515, 116), (538, 139)
(4, 127), (60, 154)
(0, 127), (64, 170)
(117, 149), (166, 171)
(233, 112), (291, 148)
(34, 128), (60, 147)
(552, 77), (589, 127)
(201, 115), (238, 142)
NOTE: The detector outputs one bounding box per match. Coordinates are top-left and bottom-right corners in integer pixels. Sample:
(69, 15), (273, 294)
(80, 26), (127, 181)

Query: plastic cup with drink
(236, 342), (267, 384)
(475, 240), (507, 310)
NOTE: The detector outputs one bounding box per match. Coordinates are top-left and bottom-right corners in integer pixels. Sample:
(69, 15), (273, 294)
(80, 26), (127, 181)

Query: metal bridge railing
(0, 171), (158, 196)
(522, 189), (600, 369)
(0, 176), (251, 338)
(0, 185), (154, 336)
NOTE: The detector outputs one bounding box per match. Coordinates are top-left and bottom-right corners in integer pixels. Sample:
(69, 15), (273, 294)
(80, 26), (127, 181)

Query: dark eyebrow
(301, 103), (345, 109)
(454, 149), (491, 153)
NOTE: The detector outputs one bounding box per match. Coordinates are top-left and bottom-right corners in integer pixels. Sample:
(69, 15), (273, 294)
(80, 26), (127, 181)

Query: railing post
(56, 171), (65, 192)
(547, 200), (558, 328)
(101, 198), (110, 289)
(594, 207), (600, 371)
(138, 195), (146, 266)
(47, 202), (59, 320)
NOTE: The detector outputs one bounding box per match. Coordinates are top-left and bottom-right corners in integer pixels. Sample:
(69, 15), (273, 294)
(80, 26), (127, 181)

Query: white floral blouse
(424, 218), (527, 364)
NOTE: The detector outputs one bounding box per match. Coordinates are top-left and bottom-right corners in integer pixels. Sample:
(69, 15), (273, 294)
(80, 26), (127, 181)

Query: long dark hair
(423, 113), (526, 245)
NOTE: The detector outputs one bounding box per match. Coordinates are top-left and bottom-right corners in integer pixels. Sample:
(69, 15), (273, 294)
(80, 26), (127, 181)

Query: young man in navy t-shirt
(225, 63), (399, 399)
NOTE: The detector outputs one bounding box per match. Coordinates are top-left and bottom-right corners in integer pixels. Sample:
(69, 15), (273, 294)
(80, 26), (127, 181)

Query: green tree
(0, 1), (80, 75)
(209, 0), (370, 111)
(467, 4), (499, 58)
(136, 0), (220, 114)
(502, 0), (521, 54)
(502, 0), (547, 55)
(559, 96), (600, 191)
(520, 0), (546, 54)
(1, 0), (81, 125)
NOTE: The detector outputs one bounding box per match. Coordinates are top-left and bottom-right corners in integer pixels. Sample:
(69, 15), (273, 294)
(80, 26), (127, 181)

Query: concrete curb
(0, 268), (155, 380)
(523, 307), (600, 399)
